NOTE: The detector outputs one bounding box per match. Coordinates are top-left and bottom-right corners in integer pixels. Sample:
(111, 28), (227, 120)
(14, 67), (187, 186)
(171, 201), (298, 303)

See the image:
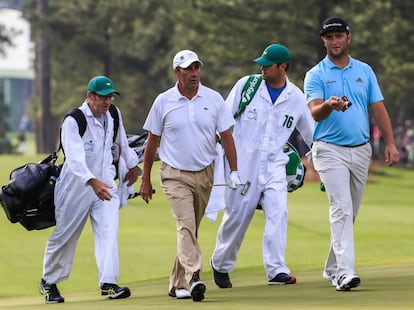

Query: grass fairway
(0, 155), (413, 309)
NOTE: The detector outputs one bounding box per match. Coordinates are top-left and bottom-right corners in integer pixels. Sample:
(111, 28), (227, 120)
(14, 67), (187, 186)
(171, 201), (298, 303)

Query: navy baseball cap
(320, 17), (350, 36)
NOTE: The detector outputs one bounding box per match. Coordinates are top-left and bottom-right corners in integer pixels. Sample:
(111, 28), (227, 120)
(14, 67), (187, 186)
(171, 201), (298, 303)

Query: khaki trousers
(160, 161), (214, 289)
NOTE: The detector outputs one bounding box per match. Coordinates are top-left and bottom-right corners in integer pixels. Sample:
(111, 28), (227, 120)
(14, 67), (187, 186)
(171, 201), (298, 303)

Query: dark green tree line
(23, 0), (414, 153)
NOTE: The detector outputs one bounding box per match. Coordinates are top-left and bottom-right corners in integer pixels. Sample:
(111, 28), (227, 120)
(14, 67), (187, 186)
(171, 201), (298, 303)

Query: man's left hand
(124, 166), (139, 186)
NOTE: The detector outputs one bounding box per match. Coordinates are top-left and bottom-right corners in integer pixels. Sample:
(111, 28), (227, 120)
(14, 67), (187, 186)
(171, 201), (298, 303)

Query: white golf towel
(205, 144), (226, 222)
(117, 157), (135, 208)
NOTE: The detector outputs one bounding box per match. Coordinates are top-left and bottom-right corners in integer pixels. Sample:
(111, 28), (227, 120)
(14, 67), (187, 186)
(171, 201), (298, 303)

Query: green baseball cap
(254, 44), (291, 66)
(87, 76), (120, 96)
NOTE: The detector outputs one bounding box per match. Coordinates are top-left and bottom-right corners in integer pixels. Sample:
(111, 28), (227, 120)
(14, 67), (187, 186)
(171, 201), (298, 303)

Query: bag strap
(109, 104), (119, 143)
(233, 74), (263, 119)
(58, 108), (87, 156)
(38, 151), (59, 165)
(59, 104), (120, 154)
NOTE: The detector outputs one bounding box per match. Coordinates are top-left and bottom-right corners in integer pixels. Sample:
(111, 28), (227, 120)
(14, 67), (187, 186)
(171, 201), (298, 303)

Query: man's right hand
(229, 171), (242, 190)
(139, 179), (154, 203)
(87, 178), (113, 201)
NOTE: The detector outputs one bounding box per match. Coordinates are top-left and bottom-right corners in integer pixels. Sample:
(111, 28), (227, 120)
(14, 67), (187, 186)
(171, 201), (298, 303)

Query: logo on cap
(254, 44), (290, 66)
(320, 17), (350, 36)
(87, 76), (120, 96)
(172, 50), (204, 69)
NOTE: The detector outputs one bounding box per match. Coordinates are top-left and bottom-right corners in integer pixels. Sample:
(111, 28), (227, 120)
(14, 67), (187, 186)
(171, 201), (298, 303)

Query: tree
(26, 0), (175, 135)
(0, 22), (14, 153)
(378, 0), (414, 125)
(28, 0), (58, 153)
(23, 0), (414, 153)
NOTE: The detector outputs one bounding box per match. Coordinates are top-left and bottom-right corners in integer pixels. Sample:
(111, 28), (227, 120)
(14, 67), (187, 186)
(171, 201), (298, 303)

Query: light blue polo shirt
(304, 56), (383, 146)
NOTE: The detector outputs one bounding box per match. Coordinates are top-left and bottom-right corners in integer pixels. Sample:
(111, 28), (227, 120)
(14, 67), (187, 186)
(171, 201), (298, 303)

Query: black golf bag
(0, 153), (60, 231)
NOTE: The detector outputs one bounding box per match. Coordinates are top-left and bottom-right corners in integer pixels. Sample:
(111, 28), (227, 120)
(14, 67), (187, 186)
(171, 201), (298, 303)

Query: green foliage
(22, 0), (414, 138)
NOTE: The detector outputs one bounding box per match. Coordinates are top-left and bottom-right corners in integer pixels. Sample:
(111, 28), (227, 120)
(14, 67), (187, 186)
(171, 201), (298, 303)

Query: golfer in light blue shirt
(304, 16), (399, 292)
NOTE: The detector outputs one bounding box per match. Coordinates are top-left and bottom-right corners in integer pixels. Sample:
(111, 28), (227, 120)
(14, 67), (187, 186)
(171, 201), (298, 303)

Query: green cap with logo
(87, 76), (120, 96)
(254, 44), (290, 66)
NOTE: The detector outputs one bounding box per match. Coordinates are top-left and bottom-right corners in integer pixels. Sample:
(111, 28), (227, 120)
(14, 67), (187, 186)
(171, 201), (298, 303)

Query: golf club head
(241, 181), (251, 195)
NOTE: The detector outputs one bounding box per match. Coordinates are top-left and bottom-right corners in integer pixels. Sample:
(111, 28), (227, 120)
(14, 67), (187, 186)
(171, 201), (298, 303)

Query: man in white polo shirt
(139, 50), (240, 302)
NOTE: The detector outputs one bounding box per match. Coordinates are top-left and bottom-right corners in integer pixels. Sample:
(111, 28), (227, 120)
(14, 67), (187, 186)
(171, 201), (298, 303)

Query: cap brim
(176, 59), (204, 69)
(320, 27), (348, 36)
(95, 89), (120, 96)
(254, 57), (274, 66)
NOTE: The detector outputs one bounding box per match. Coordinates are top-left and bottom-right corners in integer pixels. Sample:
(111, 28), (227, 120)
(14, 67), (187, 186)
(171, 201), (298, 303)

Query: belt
(341, 141), (369, 148)
(165, 161), (214, 173)
(318, 140), (369, 148)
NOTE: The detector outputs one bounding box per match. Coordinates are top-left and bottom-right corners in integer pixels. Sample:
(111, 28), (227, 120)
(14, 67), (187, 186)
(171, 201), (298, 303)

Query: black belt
(341, 141), (369, 148)
(319, 141), (369, 148)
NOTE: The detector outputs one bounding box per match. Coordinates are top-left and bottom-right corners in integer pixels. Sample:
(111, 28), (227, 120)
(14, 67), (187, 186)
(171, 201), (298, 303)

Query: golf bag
(0, 106), (120, 231)
(126, 131), (161, 163)
(0, 125), (153, 231)
(0, 153), (60, 231)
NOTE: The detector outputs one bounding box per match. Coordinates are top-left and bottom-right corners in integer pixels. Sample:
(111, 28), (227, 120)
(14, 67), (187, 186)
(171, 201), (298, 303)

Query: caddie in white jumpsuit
(210, 44), (314, 287)
(39, 76), (139, 304)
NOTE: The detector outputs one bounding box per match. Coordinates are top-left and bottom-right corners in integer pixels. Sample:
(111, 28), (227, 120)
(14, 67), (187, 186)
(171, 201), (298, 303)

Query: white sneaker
(336, 275), (361, 291)
(322, 270), (337, 287)
(175, 288), (191, 299)
(168, 286), (191, 299)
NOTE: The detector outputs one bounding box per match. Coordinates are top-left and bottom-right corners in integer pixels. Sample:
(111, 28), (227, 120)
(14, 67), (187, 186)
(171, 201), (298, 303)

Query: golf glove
(229, 171), (242, 190)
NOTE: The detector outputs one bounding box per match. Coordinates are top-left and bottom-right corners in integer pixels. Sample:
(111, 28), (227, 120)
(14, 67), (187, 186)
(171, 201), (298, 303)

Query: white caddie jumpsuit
(212, 76), (314, 280)
(42, 101), (138, 285)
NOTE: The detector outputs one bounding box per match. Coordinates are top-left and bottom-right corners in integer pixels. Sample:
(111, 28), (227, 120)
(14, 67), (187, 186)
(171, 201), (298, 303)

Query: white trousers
(211, 163), (290, 280)
(42, 182), (120, 285)
(312, 141), (371, 278)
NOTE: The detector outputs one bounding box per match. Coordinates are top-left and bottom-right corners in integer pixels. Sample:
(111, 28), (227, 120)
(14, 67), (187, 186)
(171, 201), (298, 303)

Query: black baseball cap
(320, 17), (350, 36)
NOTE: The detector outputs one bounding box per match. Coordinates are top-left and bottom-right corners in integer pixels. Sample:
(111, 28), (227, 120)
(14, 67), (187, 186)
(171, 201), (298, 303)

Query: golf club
(213, 181), (251, 195)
